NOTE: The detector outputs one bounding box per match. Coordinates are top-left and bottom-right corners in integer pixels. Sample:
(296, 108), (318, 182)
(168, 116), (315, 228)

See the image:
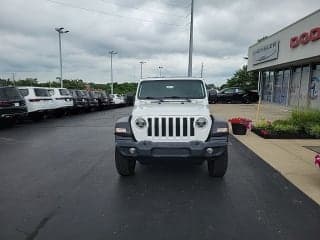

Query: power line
(46, 0), (187, 27)
(100, 0), (186, 18)
(160, 0), (191, 9)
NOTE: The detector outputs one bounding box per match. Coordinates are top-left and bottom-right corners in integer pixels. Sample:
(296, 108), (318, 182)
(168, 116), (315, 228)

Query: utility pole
(200, 62), (204, 78)
(139, 61), (146, 79)
(187, 0), (194, 77)
(12, 72), (15, 86)
(55, 27), (69, 88)
(158, 66), (163, 77)
(109, 50), (117, 94)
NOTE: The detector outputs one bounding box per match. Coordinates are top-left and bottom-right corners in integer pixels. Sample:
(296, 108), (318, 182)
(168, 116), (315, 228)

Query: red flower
(228, 117), (252, 125)
(260, 130), (269, 136)
(315, 154), (320, 168)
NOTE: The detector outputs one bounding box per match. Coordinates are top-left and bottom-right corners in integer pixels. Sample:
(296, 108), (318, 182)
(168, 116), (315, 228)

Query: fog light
(206, 148), (214, 154)
(129, 147), (136, 154)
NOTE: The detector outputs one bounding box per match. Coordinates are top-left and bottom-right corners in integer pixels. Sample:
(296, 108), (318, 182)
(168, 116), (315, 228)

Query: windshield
(138, 80), (205, 100)
(0, 87), (22, 100)
(19, 89), (29, 97)
(59, 89), (70, 96)
(48, 89), (54, 96)
(34, 88), (50, 97)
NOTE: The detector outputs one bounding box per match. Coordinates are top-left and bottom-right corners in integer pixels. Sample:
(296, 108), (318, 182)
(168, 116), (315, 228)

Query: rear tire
(207, 150), (228, 177)
(115, 148), (136, 176)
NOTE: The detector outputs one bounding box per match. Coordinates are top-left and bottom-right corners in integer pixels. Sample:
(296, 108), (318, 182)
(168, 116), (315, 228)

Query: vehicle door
(219, 88), (234, 103)
(233, 88), (246, 102)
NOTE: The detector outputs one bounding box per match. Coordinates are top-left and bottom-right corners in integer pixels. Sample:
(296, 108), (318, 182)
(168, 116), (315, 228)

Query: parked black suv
(69, 89), (88, 112)
(208, 89), (218, 104)
(217, 87), (259, 103)
(87, 91), (99, 110)
(96, 91), (109, 110)
(0, 86), (27, 126)
(125, 92), (135, 106)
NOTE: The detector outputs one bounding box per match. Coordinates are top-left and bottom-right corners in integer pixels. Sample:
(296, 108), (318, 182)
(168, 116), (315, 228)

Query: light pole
(55, 27), (69, 88)
(158, 66), (163, 77)
(139, 61), (146, 79)
(109, 50), (117, 95)
(200, 62), (204, 78)
(187, 0), (194, 77)
(12, 72), (15, 86)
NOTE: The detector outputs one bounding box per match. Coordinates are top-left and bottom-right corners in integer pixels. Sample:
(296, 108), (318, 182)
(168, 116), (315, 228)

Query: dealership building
(247, 9), (320, 109)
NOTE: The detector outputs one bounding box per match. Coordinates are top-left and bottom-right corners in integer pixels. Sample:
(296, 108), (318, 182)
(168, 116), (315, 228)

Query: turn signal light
(115, 128), (127, 134)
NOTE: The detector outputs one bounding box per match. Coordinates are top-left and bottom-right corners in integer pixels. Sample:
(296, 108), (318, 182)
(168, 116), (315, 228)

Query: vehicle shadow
(114, 160), (229, 205)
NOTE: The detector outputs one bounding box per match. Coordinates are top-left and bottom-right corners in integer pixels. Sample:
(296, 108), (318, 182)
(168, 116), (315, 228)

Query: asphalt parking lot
(0, 107), (320, 240)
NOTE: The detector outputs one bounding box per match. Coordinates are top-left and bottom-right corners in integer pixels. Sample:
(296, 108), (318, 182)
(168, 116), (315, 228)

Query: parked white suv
(18, 87), (55, 120)
(110, 94), (124, 105)
(114, 77), (229, 177)
(47, 88), (74, 116)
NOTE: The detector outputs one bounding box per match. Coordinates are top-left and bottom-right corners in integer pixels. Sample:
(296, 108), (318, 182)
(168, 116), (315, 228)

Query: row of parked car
(0, 86), (130, 126)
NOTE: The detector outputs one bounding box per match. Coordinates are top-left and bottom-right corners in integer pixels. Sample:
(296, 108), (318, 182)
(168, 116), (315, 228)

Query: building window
(309, 64), (320, 100)
(262, 71), (272, 102)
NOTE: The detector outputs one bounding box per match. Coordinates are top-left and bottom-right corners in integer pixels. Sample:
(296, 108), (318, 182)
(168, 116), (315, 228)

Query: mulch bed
(251, 127), (317, 139)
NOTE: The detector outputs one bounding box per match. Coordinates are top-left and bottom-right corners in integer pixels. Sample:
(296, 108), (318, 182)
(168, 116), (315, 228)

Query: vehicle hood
(132, 102), (210, 117)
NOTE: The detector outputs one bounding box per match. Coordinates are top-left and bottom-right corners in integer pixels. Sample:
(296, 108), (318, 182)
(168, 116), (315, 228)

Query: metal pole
(110, 53), (113, 95)
(12, 72), (15, 86)
(109, 51), (117, 95)
(159, 66), (163, 77)
(140, 62), (142, 79)
(255, 71), (262, 122)
(139, 61), (146, 79)
(55, 27), (69, 88)
(200, 62), (204, 78)
(58, 32), (63, 88)
(187, 0), (194, 77)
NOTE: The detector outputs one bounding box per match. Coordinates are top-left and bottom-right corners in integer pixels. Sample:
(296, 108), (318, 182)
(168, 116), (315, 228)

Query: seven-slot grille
(147, 117), (195, 138)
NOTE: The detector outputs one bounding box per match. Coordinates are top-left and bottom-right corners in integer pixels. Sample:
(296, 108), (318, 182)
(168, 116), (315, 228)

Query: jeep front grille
(147, 117), (195, 138)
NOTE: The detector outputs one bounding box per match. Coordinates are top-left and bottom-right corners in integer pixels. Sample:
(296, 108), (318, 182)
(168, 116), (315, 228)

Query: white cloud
(0, 0), (319, 86)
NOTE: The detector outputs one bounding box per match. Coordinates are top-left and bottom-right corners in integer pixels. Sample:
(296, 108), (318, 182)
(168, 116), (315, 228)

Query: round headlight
(135, 118), (147, 128)
(195, 117), (207, 128)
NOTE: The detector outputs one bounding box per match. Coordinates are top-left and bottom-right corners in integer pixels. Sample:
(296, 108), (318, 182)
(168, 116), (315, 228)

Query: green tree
(222, 65), (258, 90)
(7, 77), (138, 94)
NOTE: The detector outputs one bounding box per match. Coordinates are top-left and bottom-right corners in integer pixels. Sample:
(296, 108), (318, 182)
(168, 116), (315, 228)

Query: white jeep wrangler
(114, 77), (229, 177)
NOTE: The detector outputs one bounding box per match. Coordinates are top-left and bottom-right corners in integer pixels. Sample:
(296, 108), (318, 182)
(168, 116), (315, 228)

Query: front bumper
(116, 137), (228, 162)
(0, 107), (28, 119)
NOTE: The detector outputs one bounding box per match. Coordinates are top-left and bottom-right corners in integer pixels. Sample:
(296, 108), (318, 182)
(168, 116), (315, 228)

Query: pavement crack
(25, 211), (55, 240)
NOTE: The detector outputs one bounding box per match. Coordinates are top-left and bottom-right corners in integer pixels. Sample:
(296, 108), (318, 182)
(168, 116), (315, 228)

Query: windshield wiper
(162, 96), (191, 102)
(142, 96), (164, 102)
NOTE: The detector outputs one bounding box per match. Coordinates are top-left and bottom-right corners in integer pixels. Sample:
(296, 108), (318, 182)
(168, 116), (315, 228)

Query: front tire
(115, 148), (136, 176)
(207, 150), (228, 177)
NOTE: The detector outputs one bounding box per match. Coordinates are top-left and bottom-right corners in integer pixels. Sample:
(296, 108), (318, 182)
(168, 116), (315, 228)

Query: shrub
(253, 109), (320, 138)
(272, 122), (299, 134)
(272, 119), (291, 125)
(253, 119), (272, 130)
(305, 124), (320, 138)
(290, 109), (320, 125)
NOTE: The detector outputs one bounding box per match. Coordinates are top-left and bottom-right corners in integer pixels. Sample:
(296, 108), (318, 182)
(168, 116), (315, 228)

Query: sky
(0, 0), (319, 86)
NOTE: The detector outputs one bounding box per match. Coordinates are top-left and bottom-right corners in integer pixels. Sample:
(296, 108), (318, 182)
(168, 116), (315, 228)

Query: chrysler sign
(252, 41), (279, 65)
